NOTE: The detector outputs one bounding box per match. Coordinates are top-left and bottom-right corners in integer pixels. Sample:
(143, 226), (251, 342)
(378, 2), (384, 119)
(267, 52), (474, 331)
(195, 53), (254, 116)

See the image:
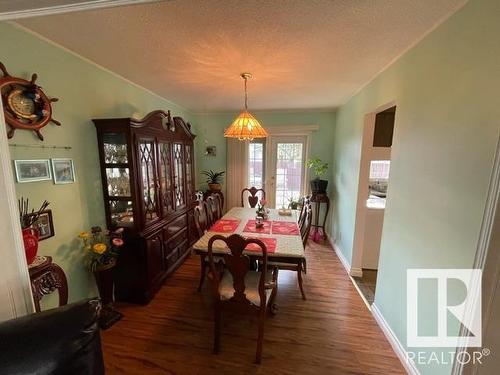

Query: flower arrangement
(78, 226), (124, 272)
(256, 198), (268, 218)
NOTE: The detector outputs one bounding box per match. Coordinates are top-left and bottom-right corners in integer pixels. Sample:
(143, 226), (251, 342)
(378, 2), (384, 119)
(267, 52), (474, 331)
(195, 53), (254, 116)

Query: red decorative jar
(22, 228), (39, 264)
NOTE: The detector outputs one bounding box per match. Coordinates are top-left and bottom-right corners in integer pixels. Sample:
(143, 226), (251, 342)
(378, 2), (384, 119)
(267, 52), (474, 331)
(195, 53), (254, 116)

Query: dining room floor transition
(101, 238), (405, 374)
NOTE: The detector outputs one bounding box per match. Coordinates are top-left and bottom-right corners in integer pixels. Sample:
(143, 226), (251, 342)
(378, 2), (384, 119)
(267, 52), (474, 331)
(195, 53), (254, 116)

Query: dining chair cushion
(219, 269), (273, 306)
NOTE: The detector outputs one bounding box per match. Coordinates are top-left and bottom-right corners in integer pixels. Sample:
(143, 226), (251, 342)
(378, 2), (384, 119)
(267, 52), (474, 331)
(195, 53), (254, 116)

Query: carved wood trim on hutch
(93, 110), (199, 304)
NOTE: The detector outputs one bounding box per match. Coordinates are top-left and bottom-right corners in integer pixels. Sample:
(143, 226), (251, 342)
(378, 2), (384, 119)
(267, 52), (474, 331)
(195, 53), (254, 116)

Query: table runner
(271, 221), (300, 236)
(210, 219), (240, 233)
(243, 219), (272, 234)
(193, 207), (305, 259)
(245, 237), (277, 253)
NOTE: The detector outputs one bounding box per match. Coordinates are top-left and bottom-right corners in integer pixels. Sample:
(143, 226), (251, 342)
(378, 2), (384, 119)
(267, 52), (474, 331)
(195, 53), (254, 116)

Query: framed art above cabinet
(93, 110), (197, 304)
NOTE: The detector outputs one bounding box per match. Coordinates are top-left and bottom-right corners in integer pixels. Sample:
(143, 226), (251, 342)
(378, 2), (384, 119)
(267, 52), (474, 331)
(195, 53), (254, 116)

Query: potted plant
(202, 170), (225, 192)
(306, 158), (329, 194)
(78, 226), (124, 329)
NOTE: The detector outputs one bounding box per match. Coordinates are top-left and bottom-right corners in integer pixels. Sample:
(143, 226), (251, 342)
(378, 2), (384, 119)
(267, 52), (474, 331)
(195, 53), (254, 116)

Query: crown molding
(193, 107), (337, 116)
(0, 0), (161, 21)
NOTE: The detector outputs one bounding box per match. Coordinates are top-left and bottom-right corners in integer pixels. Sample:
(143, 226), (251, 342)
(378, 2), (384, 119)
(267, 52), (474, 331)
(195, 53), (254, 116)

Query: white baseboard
(350, 267), (363, 277)
(329, 237), (351, 273)
(329, 238), (364, 277)
(371, 303), (420, 375)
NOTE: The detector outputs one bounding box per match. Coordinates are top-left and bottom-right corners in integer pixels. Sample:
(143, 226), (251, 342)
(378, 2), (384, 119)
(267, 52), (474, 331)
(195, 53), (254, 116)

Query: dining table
(192, 206), (306, 269)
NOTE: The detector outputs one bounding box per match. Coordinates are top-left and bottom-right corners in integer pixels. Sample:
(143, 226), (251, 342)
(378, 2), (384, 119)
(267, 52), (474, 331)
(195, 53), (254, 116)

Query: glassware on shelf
(106, 168), (131, 197)
(103, 133), (128, 164)
(110, 200), (134, 226)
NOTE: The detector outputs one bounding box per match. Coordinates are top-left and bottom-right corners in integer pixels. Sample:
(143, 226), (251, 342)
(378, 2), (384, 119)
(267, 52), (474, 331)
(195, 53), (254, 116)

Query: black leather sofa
(0, 298), (104, 375)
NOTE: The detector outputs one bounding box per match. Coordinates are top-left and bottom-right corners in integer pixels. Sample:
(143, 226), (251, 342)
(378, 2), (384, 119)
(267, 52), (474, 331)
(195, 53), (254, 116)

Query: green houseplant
(306, 158), (329, 193)
(202, 170), (225, 192)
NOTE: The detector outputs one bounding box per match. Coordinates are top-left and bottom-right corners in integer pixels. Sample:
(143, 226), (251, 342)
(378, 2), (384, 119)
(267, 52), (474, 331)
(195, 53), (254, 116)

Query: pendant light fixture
(224, 73), (268, 141)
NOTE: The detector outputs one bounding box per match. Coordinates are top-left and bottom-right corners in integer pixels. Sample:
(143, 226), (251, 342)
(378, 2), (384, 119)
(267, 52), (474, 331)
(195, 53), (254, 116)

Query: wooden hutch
(93, 110), (198, 304)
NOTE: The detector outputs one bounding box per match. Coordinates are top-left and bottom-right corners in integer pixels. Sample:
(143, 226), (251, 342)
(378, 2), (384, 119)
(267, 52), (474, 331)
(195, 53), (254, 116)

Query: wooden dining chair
(297, 195), (311, 230)
(267, 204), (312, 300)
(194, 201), (220, 291)
(207, 234), (278, 364)
(241, 187), (266, 208)
(206, 194), (223, 223)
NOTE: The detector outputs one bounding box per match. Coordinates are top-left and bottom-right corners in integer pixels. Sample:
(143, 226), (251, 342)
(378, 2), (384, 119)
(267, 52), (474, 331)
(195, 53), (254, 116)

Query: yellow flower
(78, 231), (90, 239)
(92, 243), (107, 254)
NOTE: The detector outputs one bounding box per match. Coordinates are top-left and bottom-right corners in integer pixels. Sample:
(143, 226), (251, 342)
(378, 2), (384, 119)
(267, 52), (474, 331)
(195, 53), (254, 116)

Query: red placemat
(271, 221), (300, 236)
(245, 237), (277, 253)
(210, 219), (240, 233)
(243, 219), (271, 234)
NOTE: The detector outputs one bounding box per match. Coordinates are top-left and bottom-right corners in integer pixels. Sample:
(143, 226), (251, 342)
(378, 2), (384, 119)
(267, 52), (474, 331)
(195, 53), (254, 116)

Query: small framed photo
(14, 159), (52, 183)
(26, 209), (55, 241)
(51, 158), (76, 184)
(205, 146), (217, 156)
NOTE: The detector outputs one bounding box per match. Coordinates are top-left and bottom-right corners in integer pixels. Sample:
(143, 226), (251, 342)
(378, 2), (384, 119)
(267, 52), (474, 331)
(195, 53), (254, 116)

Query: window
(248, 141), (265, 188)
(369, 160), (391, 180)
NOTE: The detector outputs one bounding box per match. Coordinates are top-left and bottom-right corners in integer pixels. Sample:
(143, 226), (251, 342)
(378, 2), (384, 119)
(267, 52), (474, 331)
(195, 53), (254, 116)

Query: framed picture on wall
(51, 158), (76, 184)
(14, 159), (52, 183)
(25, 209), (55, 241)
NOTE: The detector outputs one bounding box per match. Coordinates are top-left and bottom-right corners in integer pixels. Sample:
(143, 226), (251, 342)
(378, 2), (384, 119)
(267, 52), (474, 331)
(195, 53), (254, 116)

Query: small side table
(29, 256), (68, 312)
(310, 193), (330, 242)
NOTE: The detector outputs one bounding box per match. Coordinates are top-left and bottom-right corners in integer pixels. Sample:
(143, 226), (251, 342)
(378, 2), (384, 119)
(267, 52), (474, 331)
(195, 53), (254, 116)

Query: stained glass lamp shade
(224, 73), (268, 141)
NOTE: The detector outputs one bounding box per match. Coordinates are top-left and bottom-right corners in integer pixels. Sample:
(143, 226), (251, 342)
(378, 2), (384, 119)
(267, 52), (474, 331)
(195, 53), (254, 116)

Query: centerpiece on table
(255, 197), (269, 223)
(78, 226), (124, 329)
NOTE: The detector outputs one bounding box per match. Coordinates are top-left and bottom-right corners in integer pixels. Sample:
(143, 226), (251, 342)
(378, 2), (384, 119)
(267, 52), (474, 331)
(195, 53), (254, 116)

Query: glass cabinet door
(185, 144), (194, 202)
(172, 143), (185, 209)
(138, 139), (160, 224)
(102, 133), (134, 227)
(158, 142), (174, 215)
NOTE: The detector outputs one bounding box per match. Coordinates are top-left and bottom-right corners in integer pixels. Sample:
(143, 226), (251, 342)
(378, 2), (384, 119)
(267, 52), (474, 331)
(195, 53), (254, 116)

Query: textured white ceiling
(16, 0), (466, 111)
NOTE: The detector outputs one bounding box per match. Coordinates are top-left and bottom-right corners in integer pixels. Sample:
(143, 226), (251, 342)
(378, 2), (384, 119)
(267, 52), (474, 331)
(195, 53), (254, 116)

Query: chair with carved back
(194, 201), (222, 291)
(297, 195), (311, 230)
(206, 194), (223, 224)
(266, 204), (312, 300)
(207, 234), (278, 364)
(241, 187), (266, 208)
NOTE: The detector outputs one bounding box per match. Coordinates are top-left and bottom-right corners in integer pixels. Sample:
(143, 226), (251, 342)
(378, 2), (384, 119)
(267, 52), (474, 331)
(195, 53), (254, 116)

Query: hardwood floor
(101, 239), (405, 374)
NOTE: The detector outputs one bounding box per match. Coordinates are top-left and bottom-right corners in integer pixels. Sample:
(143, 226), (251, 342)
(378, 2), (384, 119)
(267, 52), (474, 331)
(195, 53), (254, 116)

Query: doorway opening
(351, 105), (396, 305)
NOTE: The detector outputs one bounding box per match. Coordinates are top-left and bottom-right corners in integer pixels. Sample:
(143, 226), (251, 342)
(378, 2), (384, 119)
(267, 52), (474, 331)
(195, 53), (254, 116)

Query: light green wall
(331, 0), (499, 373)
(194, 111), (336, 225)
(1, 22), (194, 309)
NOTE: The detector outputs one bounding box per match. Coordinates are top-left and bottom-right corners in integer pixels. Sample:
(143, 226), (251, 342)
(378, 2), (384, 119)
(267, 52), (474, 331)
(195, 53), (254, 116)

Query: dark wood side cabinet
(93, 110), (198, 304)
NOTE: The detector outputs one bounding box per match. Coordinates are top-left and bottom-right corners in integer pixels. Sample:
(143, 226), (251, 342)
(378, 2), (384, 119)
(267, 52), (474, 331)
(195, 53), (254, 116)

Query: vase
(208, 183), (221, 192)
(310, 179), (328, 194)
(94, 260), (116, 305)
(94, 259), (123, 329)
(22, 227), (39, 264)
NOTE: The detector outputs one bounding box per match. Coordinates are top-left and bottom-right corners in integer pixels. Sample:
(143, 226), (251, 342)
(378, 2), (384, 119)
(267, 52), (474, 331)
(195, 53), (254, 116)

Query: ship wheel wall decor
(0, 62), (60, 141)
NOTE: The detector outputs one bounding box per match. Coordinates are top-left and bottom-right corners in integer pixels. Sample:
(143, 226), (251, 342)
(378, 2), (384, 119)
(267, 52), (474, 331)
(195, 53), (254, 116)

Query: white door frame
(262, 125), (318, 208)
(0, 100), (34, 321)
(266, 135), (309, 208)
(453, 132), (500, 375)
(351, 101), (395, 277)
